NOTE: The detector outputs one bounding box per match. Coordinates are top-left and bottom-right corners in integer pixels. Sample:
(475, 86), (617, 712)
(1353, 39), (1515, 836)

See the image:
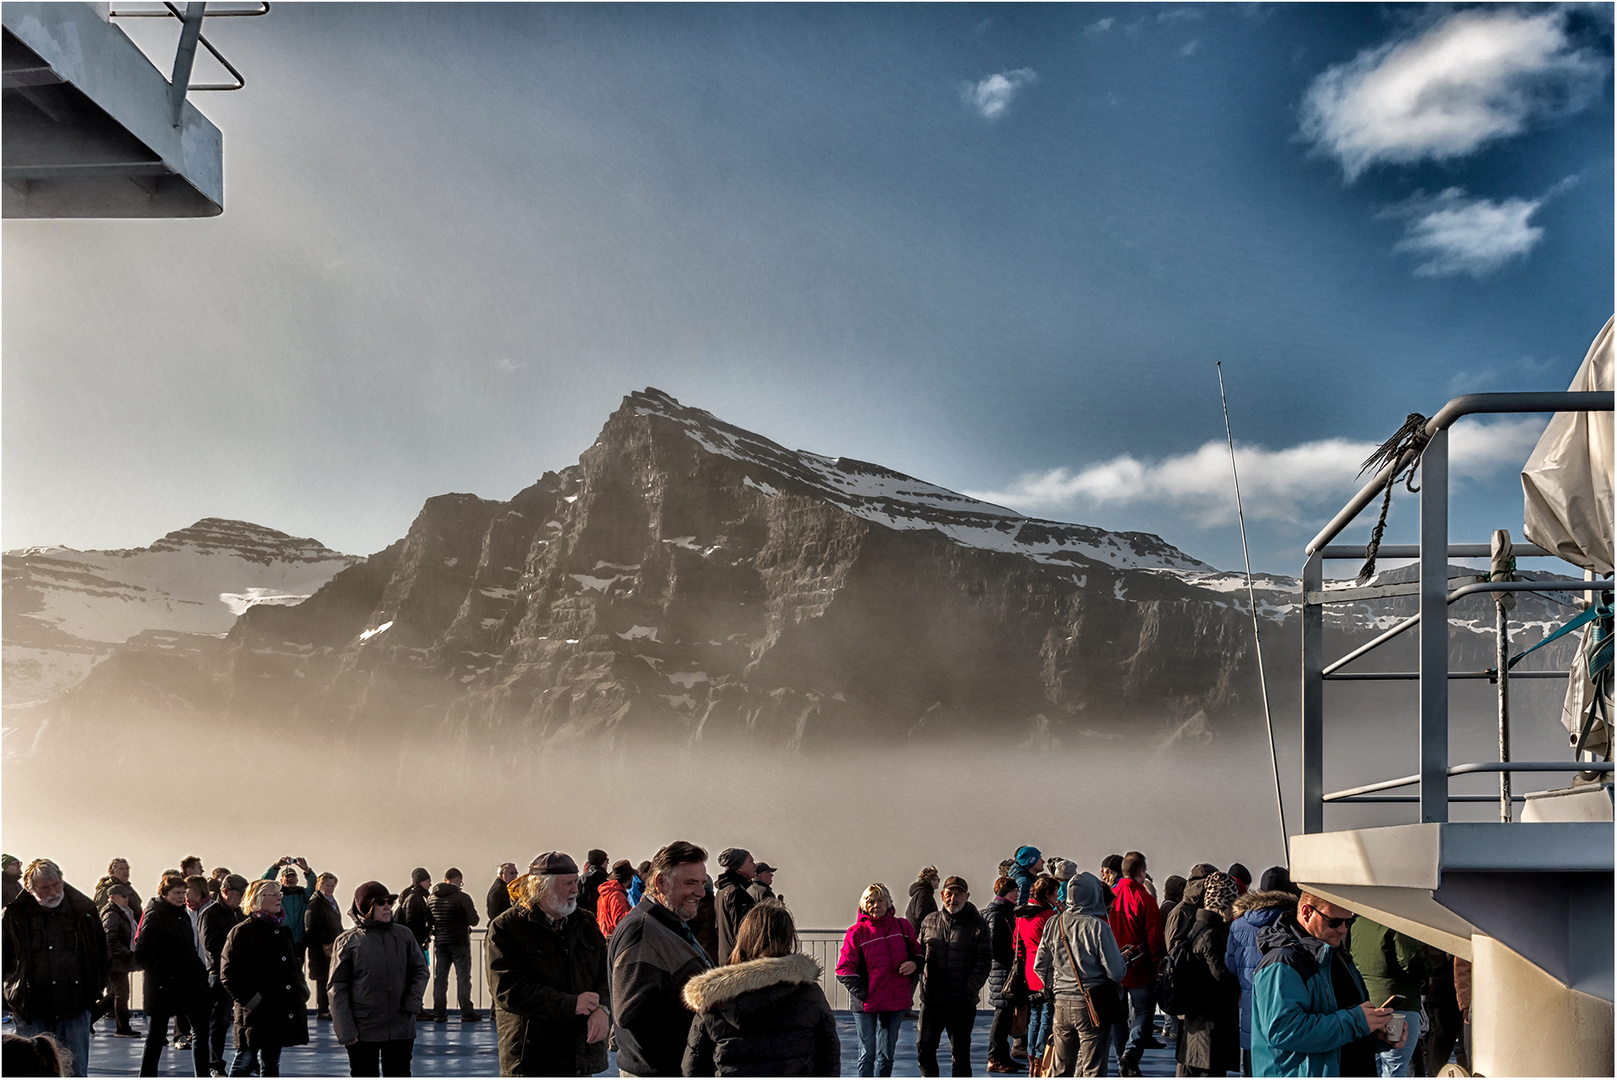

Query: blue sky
(4, 3), (1612, 573)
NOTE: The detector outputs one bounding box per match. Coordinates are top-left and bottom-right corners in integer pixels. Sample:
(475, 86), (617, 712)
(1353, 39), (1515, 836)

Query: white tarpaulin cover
(1521, 316), (1614, 756)
(1521, 316), (1614, 576)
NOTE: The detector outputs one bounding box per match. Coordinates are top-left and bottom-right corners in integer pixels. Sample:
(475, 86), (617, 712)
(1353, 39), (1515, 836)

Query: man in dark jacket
(100, 885), (142, 1038)
(982, 876), (1021, 1074)
(713, 848), (758, 965)
(577, 850), (609, 917)
(488, 851), (610, 1076)
(397, 868), (435, 958)
(200, 874), (248, 1077)
(305, 873), (345, 1021)
(487, 863), (519, 922)
(917, 876), (992, 1077)
(1, 855), (22, 908)
(1165, 863), (1220, 952)
(608, 840), (714, 1076)
(907, 866), (941, 928)
(427, 868), (481, 1023)
(2, 859), (108, 1077)
(746, 862), (778, 905)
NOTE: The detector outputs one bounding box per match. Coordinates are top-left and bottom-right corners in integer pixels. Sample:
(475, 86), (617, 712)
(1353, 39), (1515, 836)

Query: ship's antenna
(1217, 362), (1288, 864)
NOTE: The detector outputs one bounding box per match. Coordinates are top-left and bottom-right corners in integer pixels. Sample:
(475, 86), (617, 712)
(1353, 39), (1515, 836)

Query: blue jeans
(1028, 999), (1054, 1064)
(1375, 1011), (1421, 1077)
(230, 1044), (283, 1076)
(15, 1009), (91, 1077)
(853, 1010), (904, 1077)
(1110, 984), (1153, 1062)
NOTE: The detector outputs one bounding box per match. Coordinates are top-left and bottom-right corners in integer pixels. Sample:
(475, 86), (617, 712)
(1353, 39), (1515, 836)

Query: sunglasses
(1305, 906), (1355, 930)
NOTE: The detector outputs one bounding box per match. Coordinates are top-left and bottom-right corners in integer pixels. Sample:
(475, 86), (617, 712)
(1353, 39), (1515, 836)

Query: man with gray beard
(487, 852), (610, 1076)
(2, 859), (109, 1077)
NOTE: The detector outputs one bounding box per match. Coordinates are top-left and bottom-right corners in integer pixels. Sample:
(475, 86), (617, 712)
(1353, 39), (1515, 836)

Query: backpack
(1154, 924), (1204, 1016)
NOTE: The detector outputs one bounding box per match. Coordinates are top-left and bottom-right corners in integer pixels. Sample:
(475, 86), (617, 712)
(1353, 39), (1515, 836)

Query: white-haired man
(608, 840), (714, 1076)
(488, 852), (610, 1076)
(2, 859), (109, 1076)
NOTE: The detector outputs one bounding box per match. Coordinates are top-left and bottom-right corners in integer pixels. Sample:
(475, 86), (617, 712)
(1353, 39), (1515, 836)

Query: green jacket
(1345, 917), (1427, 1010)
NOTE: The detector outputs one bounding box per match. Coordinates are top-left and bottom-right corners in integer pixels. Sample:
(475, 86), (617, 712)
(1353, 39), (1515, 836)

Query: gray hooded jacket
(1034, 873), (1128, 999)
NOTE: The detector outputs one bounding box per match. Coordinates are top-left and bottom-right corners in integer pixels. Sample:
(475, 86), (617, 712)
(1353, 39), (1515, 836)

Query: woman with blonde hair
(835, 884), (922, 1077)
(683, 902), (839, 1076)
(220, 880), (308, 1076)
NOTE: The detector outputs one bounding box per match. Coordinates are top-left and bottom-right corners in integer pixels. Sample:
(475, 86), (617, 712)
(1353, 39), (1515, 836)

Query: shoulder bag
(1060, 913), (1127, 1029)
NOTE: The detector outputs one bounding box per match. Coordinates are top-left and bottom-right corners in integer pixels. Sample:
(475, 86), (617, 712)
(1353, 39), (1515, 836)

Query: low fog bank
(1, 682), (1579, 927)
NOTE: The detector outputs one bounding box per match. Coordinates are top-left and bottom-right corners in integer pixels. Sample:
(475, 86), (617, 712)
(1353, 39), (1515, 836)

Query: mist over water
(3, 682), (1572, 925)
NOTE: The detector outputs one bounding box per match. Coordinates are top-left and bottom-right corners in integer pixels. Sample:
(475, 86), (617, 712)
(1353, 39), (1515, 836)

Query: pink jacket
(836, 909), (922, 1013)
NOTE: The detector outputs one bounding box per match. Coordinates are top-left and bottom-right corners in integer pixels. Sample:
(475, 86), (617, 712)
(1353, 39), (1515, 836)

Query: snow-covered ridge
(627, 389), (1211, 573)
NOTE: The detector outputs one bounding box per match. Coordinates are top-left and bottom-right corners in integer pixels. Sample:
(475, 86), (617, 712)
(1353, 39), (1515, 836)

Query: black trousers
(141, 1006), (210, 1077)
(208, 984), (234, 1074)
(989, 1004), (1016, 1065)
(346, 1039), (414, 1076)
(107, 970), (134, 1031)
(917, 1001), (977, 1077)
(309, 945), (332, 1015)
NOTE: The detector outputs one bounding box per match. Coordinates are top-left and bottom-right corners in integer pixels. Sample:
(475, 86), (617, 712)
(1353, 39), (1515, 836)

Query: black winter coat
(134, 898), (208, 1017)
(713, 872), (756, 966)
(102, 903), (140, 975)
(1164, 877), (1209, 952)
(906, 881), (938, 929)
(200, 902), (245, 983)
(487, 877), (514, 922)
(1176, 910), (1238, 1075)
(918, 903), (992, 1008)
(983, 896), (1019, 1009)
(682, 953), (839, 1076)
(579, 865), (607, 917)
(426, 882), (479, 947)
(304, 892), (345, 951)
(221, 915), (310, 1050)
(486, 903), (610, 1077)
(2, 884), (109, 1022)
(397, 883), (434, 949)
(608, 897), (713, 1077)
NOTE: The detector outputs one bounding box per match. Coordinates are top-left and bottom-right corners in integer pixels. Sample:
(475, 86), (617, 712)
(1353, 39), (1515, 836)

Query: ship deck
(17, 1011), (1190, 1077)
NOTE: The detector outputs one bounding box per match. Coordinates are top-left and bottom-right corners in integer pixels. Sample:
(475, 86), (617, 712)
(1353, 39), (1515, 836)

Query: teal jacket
(262, 866), (316, 944)
(1251, 916), (1370, 1077)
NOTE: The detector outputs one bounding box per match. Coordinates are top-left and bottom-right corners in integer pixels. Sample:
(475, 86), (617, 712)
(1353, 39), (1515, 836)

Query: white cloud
(1180, 39), (1201, 58)
(964, 417), (1547, 526)
(961, 68), (1036, 120)
(1084, 18), (1114, 35)
(1299, 8), (1606, 180)
(1387, 187), (1544, 277)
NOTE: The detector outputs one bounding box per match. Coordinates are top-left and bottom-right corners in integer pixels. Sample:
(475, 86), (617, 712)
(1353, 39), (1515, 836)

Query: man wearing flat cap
(488, 851), (611, 1076)
(746, 862), (778, 905)
(918, 876), (992, 1077)
(712, 848), (757, 965)
(330, 881), (429, 1077)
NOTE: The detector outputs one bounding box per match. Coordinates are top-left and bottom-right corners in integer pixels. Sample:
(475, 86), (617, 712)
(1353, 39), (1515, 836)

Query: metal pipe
(1419, 429), (1449, 823)
(1306, 391), (1612, 555)
(1448, 761), (1614, 776)
(1324, 671), (1568, 680)
(1331, 796), (1531, 804)
(167, 2), (205, 126)
(1317, 543), (1553, 560)
(1302, 551), (1324, 834)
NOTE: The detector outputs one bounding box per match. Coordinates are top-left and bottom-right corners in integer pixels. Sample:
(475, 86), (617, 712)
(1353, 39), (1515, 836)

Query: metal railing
(1300, 391), (1615, 832)
(108, 1), (267, 124)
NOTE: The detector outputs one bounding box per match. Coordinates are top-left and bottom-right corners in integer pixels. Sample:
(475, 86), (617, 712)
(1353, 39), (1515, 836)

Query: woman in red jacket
(835, 883), (922, 1077)
(1015, 875), (1060, 1071)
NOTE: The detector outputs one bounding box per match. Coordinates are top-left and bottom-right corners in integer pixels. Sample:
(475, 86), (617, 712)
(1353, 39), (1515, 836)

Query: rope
(1355, 413), (1430, 585)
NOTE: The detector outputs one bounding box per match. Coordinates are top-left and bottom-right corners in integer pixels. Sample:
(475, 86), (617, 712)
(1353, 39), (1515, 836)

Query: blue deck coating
(21, 1011), (1184, 1076)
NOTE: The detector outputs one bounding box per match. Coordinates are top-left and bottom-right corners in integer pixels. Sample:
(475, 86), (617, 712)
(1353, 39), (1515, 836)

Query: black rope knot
(1355, 413), (1431, 585)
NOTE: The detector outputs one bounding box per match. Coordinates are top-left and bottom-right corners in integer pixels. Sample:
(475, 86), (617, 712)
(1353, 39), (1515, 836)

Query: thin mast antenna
(1216, 362), (1288, 864)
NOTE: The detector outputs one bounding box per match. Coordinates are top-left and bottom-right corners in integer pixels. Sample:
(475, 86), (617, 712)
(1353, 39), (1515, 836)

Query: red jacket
(1015, 904), (1057, 992)
(596, 878), (631, 939)
(1108, 877), (1164, 988)
(836, 909), (922, 1013)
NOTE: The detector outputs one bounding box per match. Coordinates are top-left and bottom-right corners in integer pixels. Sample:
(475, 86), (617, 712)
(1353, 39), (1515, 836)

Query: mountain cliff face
(2, 519), (359, 708)
(26, 389), (1579, 752)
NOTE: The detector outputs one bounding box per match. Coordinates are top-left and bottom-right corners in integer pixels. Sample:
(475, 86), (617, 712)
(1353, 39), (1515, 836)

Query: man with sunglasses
(1251, 891), (1402, 1076)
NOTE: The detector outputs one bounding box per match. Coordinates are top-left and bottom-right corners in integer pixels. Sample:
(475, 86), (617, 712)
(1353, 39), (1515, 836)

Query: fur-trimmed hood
(682, 952), (822, 1014)
(1232, 888), (1298, 918)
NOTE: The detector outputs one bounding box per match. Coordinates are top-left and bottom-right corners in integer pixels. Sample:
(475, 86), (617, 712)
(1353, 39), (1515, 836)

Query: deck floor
(35, 1012), (1185, 1076)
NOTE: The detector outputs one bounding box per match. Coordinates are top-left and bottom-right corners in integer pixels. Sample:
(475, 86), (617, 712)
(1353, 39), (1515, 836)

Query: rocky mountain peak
(138, 517), (353, 566)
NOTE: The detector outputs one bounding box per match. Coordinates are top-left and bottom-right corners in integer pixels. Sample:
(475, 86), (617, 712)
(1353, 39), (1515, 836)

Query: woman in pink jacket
(835, 883), (922, 1077)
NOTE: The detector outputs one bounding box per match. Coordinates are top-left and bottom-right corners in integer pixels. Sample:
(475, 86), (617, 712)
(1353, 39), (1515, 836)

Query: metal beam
(168, 2), (206, 127)
(1302, 550), (1323, 833)
(1420, 428), (1449, 823)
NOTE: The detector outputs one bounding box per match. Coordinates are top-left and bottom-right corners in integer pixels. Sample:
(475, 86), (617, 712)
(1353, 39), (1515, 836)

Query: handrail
(1321, 578), (1611, 676)
(1323, 762), (1614, 803)
(1306, 391), (1613, 555)
(107, 2), (267, 94)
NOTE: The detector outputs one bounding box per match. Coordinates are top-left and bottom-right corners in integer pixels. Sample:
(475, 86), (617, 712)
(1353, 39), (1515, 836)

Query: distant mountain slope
(2, 519), (359, 706)
(18, 390), (1580, 753)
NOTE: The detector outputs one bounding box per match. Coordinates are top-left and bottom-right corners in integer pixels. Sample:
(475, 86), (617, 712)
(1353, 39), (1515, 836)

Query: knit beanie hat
(1014, 846), (1041, 869)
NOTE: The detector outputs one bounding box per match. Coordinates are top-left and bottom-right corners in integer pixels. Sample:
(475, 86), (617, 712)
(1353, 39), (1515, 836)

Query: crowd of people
(0, 843), (1473, 1078)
